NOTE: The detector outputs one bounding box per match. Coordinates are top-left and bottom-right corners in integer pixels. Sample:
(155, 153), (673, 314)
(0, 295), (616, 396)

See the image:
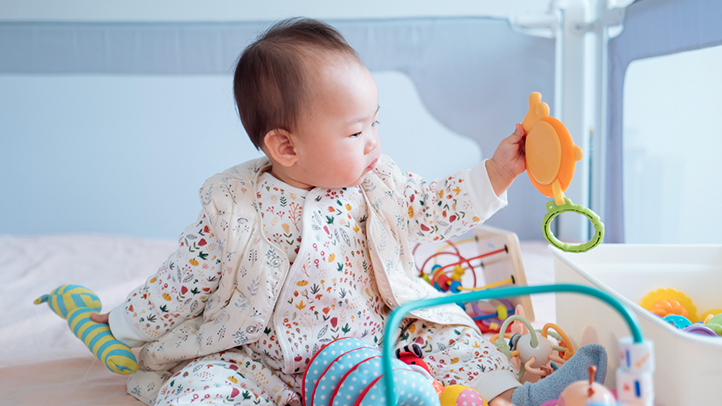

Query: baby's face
(287, 58), (380, 190)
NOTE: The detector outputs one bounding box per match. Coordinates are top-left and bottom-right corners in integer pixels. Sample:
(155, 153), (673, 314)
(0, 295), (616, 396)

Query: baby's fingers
(91, 312), (110, 324)
(514, 122), (526, 139)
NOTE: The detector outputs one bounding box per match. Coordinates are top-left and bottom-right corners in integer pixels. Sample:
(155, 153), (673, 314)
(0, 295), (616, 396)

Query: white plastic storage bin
(552, 244), (722, 406)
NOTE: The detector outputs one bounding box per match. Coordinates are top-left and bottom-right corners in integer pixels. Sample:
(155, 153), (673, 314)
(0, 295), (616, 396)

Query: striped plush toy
(33, 284), (138, 375)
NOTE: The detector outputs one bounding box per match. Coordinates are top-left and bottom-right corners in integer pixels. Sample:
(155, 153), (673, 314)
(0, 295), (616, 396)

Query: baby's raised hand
(486, 123), (527, 196)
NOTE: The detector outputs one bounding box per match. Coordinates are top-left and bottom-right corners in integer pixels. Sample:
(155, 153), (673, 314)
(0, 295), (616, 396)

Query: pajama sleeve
(109, 212), (223, 347)
(386, 156), (507, 244)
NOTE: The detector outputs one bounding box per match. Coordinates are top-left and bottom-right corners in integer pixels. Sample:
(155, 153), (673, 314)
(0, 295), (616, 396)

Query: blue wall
(1, 75), (260, 238)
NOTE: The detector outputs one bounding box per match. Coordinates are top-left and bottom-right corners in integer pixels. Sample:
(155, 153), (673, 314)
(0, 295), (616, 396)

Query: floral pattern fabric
(120, 213), (222, 342)
(120, 156), (513, 405)
(396, 319), (517, 388)
(248, 174), (387, 375)
(256, 173), (307, 264)
(401, 173), (484, 244)
(153, 350), (301, 406)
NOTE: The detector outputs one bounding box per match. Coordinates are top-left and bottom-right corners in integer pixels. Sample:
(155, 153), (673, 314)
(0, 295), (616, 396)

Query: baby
(92, 17), (605, 406)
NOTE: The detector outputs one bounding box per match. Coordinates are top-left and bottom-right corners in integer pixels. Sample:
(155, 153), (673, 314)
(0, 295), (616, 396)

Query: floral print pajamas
(116, 166), (518, 406)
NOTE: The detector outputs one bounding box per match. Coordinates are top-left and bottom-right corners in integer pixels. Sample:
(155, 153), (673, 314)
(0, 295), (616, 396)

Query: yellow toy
(33, 284), (138, 374)
(439, 385), (488, 406)
(700, 309), (722, 324)
(704, 313), (722, 335)
(639, 288), (698, 322)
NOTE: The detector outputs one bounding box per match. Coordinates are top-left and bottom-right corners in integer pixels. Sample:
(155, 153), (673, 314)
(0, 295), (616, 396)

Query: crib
(4, 1), (722, 405)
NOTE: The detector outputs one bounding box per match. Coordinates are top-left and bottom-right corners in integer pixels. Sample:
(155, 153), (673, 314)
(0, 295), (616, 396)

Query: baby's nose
(365, 134), (378, 154)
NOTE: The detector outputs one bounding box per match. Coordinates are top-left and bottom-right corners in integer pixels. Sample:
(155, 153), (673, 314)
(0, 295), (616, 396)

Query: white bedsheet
(0, 234), (554, 405)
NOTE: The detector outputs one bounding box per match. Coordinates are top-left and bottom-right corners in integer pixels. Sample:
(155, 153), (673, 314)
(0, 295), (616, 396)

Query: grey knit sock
(510, 343), (607, 406)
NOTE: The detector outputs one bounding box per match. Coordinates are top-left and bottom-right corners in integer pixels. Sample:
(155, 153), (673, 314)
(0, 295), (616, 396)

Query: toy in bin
(640, 288), (722, 336)
(522, 92), (604, 253)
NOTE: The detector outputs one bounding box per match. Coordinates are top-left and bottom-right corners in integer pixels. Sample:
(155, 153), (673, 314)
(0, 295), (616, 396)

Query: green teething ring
(543, 197), (604, 253)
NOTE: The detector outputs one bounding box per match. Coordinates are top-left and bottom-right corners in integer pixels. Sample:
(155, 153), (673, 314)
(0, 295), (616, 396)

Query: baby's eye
(372, 120), (380, 127)
(350, 132), (361, 138)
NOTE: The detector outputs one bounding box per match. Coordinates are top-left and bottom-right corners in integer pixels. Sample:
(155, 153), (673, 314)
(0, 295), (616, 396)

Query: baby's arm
(92, 213), (222, 347)
(388, 124), (526, 243)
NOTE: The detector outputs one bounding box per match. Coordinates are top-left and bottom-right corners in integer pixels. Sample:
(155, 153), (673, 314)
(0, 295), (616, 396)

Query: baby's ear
(264, 129), (298, 167)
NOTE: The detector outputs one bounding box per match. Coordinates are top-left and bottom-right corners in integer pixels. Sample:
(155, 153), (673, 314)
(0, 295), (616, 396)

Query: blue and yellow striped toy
(33, 284), (138, 375)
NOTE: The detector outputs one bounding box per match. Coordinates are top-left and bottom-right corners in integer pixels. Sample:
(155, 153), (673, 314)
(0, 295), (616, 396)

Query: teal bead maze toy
(381, 284), (656, 406)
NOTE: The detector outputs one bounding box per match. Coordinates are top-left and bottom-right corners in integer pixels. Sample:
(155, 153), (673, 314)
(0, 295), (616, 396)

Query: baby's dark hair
(233, 18), (360, 150)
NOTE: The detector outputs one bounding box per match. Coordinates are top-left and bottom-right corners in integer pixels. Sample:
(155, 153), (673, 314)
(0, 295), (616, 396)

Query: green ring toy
(542, 197), (605, 253)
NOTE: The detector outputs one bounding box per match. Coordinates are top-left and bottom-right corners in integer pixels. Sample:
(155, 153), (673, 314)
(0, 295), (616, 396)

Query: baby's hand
(486, 123), (527, 196)
(90, 312), (110, 324)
